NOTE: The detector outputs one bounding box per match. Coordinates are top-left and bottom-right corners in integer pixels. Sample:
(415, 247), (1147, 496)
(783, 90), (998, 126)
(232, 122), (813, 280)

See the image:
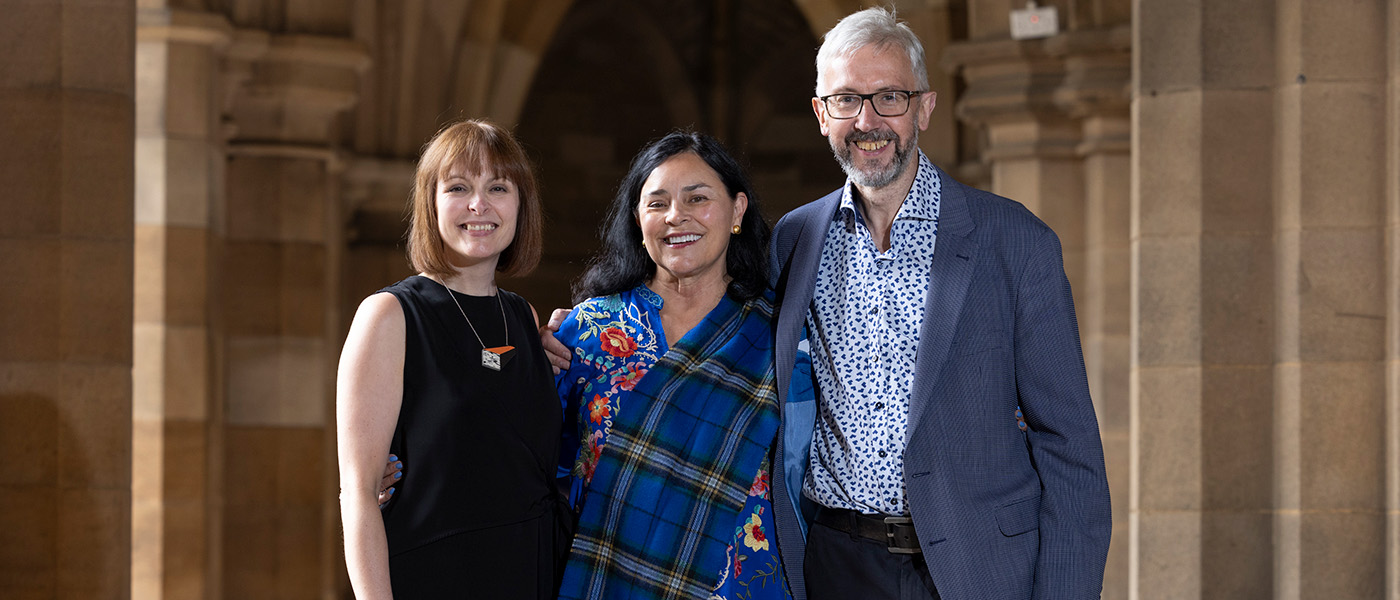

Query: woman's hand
(377, 455), (403, 508)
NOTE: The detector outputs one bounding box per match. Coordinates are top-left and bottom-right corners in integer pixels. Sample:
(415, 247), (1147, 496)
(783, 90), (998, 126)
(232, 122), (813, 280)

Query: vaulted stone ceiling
(142, 0), (870, 306)
(338, 0), (847, 312)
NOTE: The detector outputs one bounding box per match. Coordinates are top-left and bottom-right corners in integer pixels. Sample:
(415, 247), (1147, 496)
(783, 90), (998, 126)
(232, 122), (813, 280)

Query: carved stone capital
(941, 26), (1131, 161)
(941, 37), (1068, 126)
(222, 31), (372, 145)
(1049, 26), (1131, 121)
(137, 8), (233, 48)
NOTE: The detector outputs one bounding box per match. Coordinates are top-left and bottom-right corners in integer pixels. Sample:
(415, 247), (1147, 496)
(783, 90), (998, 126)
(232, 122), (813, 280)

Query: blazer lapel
(907, 171), (979, 437)
(775, 191), (841, 397)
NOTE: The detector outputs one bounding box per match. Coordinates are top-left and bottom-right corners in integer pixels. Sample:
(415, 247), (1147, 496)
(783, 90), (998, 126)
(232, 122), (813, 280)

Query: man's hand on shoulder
(539, 308), (572, 373)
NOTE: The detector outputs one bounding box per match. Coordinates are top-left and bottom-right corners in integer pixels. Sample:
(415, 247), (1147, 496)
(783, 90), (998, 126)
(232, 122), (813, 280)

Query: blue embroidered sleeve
(554, 307), (587, 483)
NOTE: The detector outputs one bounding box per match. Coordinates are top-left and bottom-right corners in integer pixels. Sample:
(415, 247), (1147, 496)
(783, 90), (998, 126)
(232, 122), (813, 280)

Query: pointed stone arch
(461, 0), (868, 133)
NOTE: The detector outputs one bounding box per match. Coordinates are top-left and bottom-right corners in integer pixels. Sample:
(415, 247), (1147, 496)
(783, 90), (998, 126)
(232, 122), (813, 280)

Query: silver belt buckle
(883, 516), (920, 554)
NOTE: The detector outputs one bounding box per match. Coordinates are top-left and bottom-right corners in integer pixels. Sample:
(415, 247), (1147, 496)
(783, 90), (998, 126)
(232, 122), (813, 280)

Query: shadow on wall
(1, 390), (127, 595)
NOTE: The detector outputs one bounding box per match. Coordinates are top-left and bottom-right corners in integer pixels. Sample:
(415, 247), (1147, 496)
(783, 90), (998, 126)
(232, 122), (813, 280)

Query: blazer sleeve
(1013, 228), (1113, 599)
(770, 212), (799, 287)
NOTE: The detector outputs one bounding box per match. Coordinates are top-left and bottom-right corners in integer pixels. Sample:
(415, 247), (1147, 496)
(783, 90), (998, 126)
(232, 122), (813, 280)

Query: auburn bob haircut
(406, 119), (542, 279)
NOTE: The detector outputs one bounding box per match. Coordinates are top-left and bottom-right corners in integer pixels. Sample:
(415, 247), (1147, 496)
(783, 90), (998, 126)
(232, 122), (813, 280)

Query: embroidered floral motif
(740, 508), (769, 552)
(712, 546), (735, 595)
(567, 290), (664, 488)
(588, 395), (611, 424)
(712, 480), (787, 600)
(582, 429), (604, 481)
(748, 471), (770, 500)
(714, 497), (785, 599)
(599, 327), (639, 357)
(611, 363), (648, 392)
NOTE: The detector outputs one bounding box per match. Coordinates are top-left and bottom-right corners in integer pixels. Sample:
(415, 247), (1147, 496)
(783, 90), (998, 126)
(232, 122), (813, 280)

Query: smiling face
(434, 161), (520, 271)
(636, 152), (748, 286)
(813, 43), (936, 192)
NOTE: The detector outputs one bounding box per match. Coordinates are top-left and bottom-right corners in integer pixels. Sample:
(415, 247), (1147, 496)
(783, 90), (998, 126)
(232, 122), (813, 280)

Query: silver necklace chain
(436, 278), (508, 350)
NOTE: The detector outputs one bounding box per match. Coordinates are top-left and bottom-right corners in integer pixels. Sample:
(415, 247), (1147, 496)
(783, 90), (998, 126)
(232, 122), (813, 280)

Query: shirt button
(870, 305), (878, 315)
(878, 450), (888, 458)
(875, 402), (884, 409)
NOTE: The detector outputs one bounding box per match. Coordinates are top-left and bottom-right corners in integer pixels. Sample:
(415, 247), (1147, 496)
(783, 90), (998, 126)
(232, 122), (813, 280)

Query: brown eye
(832, 94), (860, 108)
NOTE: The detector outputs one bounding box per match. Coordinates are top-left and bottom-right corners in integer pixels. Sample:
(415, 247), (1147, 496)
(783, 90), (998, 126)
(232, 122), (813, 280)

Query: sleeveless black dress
(379, 276), (564, 599)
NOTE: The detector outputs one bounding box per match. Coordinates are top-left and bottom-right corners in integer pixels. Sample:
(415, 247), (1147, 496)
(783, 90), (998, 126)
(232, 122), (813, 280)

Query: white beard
(831, 128), (918, 190)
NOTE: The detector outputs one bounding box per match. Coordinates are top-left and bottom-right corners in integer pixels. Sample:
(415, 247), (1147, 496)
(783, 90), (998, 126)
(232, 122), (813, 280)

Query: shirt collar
(634, 283), (664, 309)
(838, 151), (941, 226)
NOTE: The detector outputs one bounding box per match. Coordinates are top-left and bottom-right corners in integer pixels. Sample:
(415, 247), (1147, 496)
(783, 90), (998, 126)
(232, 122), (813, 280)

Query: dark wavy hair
(573, 131), (770, 303)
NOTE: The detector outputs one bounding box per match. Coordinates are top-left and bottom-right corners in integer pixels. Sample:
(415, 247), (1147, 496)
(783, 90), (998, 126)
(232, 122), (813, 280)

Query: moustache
(845, 130), (898, 145)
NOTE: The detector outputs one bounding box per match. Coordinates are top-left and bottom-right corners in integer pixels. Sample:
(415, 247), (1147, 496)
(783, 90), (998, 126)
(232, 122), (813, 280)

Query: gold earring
(732, 225), (742, 235)
(641, 240), (646, 248)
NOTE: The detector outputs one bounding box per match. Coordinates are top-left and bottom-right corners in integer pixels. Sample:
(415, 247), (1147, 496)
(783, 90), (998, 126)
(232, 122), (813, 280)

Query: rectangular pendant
(484, 345), (515, 368)
(481, 349), (501, 371)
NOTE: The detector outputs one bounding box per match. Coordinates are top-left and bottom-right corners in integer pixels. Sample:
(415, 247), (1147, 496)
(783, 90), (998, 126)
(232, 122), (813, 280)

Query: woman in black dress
(337, 119), (563, 598)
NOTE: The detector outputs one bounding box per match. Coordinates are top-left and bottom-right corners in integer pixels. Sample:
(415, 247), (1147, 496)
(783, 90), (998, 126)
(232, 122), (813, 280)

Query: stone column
(0, 0), (136, 597)
(218, 31), (367, 598)
(1132, 0), (1278, 597)
(133, 8), (231, 598)
(1273, 1), (1390, 597)
(1389, 1), (1400, 596)
(941, 37), (1087, 302)
(897, 0), (960, 169)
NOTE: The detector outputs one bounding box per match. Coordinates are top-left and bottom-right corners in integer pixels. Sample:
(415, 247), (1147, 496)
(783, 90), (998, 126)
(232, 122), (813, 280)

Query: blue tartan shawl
(559, 290), (781, 600)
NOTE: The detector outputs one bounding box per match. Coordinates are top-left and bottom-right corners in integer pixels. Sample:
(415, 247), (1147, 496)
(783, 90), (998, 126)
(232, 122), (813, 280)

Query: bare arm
(540, 308), (573, 373)
(337, 293), (406, 600)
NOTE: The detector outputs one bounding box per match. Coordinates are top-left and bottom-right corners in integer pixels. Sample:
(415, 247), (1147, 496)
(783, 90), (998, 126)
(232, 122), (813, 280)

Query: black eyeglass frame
(817, 90), (925, 119)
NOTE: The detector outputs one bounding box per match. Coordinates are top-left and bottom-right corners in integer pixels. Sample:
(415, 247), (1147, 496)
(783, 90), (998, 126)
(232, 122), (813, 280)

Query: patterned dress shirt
(803, 151), (941, 515)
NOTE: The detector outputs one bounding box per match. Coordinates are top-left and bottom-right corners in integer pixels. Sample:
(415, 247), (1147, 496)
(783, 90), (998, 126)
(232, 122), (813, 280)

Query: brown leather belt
(814, 507), (922, 554)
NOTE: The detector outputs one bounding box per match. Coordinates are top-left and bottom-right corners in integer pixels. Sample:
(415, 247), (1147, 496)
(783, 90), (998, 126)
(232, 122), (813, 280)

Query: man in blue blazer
(770, 8), (1111, 600)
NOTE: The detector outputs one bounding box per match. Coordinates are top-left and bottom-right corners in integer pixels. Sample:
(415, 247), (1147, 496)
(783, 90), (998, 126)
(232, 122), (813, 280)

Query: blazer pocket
(995, 494), (1041, 537)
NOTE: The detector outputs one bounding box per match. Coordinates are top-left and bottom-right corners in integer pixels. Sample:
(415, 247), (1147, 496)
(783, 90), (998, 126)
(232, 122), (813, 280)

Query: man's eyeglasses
(817, 90), (924, 119)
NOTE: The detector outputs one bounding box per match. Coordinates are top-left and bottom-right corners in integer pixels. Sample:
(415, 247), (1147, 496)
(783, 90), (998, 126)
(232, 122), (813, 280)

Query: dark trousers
(804, 518), (941, 600)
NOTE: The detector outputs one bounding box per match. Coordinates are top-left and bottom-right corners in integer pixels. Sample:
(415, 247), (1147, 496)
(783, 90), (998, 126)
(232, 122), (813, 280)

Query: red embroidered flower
(599, 327), (638, 358)
(742, 511), (769, 552)
(611, 364), (647, 391)
(747, 468), (771, 499)
(582, 430), (604, 482)
(588, 395), (611, 424)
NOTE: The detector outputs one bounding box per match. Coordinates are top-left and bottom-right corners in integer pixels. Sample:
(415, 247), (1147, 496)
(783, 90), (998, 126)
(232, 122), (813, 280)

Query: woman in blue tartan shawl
(552, 131), (790, 600)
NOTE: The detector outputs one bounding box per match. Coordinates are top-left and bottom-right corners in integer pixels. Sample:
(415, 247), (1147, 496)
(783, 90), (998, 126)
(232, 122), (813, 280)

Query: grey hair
(815, 6), (928, 95)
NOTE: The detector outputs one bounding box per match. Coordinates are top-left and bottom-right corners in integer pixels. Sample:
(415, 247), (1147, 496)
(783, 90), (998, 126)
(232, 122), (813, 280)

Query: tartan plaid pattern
(559, 291), (781, 600)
